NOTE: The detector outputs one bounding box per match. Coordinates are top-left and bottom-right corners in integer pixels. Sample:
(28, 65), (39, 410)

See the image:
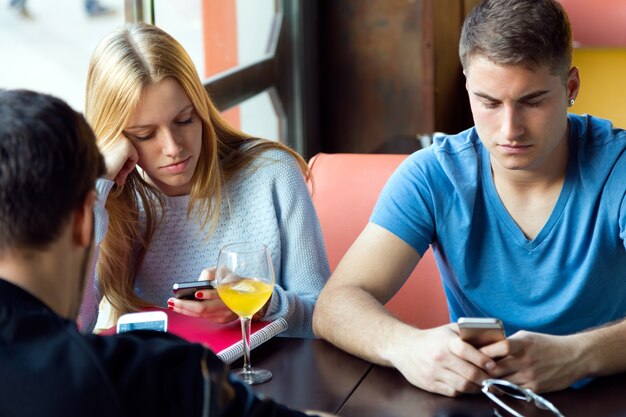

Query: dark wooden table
(246, 337), (371, 413)
(247, 337), (626, 416)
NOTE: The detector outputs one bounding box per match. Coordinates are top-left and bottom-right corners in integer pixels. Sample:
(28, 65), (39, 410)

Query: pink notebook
(104, 308), (287, 364)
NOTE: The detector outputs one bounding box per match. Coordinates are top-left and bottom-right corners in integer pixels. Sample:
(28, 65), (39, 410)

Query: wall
(571, 49), (626, 128)
(317, 0), (475, 154)
(559, 0), (626, 47)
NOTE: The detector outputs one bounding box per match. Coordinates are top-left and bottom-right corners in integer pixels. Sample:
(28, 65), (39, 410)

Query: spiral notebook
(164, 310), (288, 364)
(108, 308), (288, 365)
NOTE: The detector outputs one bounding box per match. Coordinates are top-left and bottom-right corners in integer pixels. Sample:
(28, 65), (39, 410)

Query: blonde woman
(79, 23), (330, 338)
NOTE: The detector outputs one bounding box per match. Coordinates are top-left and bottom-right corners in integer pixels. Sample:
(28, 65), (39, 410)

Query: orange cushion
(308, 153), (448, 328)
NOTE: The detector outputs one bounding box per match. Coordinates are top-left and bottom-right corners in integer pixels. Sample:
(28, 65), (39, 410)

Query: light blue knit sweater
(79, 149), (330, 337)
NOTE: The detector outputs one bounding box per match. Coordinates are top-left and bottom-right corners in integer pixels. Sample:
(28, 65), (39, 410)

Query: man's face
(465, 56), (578, 176)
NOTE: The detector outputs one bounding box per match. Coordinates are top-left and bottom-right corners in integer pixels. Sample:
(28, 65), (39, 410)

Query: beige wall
(571, 48), (626, 129)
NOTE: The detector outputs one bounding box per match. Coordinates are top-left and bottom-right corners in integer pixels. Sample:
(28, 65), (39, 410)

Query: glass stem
(240, 316), (253, 373)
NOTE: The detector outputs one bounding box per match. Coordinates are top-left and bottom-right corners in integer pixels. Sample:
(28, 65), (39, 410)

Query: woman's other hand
(100, 136), (139, 185)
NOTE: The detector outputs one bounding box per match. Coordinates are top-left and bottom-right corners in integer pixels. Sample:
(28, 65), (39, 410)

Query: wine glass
(215, 242), (275, 384)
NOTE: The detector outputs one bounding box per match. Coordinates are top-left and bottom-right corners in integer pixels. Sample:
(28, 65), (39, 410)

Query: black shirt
(0, 279), (308, 417)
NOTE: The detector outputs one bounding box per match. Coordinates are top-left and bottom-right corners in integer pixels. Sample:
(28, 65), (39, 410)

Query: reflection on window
(241, 90), (279, 142)
(153, 1), (205, 75)
(158, 0), (277, 137)
(0, 0), (124, 111)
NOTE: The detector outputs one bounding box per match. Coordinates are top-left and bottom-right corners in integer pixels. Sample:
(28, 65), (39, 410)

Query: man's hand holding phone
(477, 328), (584, 394)
(384, 318), (508, 396)
(386, 323), (498, 397)
(457, 317), (506, 348)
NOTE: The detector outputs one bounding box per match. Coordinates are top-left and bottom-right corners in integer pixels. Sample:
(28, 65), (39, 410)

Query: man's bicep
(329, 222), (421, 304)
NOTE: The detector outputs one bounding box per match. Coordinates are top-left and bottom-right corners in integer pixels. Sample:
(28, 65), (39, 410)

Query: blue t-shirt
(371, 114), (626, 336)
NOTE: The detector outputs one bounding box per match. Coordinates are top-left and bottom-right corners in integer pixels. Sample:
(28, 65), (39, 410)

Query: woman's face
(123, 77), (203, 196)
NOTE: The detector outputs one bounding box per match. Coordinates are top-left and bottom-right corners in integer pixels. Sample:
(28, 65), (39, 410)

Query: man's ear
(567, 66), (581, 102)
(72, 191), (97, 247)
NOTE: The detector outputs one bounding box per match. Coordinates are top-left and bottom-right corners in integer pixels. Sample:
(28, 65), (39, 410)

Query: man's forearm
(313, 284), (417, 367)
(577, 318), (626, 378)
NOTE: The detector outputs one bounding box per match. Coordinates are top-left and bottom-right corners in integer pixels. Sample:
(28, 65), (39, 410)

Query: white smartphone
(116, 311), (168, 334)
(457, 317), (505, 348)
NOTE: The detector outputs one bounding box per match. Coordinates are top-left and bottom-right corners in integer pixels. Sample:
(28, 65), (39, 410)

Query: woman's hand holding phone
(100, 135), (139, 186)
(167, 267), (238, 323)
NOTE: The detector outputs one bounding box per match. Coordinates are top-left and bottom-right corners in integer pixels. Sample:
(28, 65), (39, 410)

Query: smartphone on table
(172, 280), (216, 300)
(116, 310), (168, 333)
(457, 317), (505, 348)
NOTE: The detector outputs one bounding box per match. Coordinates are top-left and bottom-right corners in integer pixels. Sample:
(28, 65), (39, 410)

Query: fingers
(449, 336), (497, 377)
(434, 368), (484, 396)
(399, 325), (493, 396)
(422, 330), (499, 396)
(167, 296), (216, 313)
(115, 157), (138, 186)
(167, 298), (201, 316)
(194, 288), (218, 300)
(194, 271), (217, 299)
(198, 267), (216, 282)
(406, 353), (485, 396)
(488, 356), (526, 382)
(102, 136), (139, 185)
(166, 267), (230, 322)
(480, 336), (524, 359)
(167, 297), (237, 323)
(445, 343), (492, 390)
(480, 334), (532, 381)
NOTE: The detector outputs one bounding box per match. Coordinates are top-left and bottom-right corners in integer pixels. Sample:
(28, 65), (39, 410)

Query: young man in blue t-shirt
(314, 0), (626, 397)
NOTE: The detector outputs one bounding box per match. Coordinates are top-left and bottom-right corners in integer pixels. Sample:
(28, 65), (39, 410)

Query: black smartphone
(457, 317), (505, 348)
(172, 280), (216, 300)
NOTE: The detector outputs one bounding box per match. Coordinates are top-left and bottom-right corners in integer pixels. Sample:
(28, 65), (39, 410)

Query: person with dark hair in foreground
(0, 89), (334, 417)
(314, 0), (626, 397)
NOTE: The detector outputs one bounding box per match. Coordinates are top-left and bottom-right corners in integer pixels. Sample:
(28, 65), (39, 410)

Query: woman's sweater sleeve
(261, 155), (331, 338)
(79, 179), (114, 333)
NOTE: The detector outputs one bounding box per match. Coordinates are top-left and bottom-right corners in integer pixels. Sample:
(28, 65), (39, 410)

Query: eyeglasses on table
(481, 378), (565, 417)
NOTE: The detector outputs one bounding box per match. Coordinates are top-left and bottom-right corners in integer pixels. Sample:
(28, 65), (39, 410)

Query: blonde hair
(86, 23), (308, 322)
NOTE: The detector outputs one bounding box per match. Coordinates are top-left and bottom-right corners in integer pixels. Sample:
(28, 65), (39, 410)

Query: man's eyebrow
(472, 91), (499, 102)
(472, 90), (550, 102)
(518, 90), (550, 101)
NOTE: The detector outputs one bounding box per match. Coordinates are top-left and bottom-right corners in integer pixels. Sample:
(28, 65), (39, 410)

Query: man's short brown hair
(459, 0), (573, 82)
